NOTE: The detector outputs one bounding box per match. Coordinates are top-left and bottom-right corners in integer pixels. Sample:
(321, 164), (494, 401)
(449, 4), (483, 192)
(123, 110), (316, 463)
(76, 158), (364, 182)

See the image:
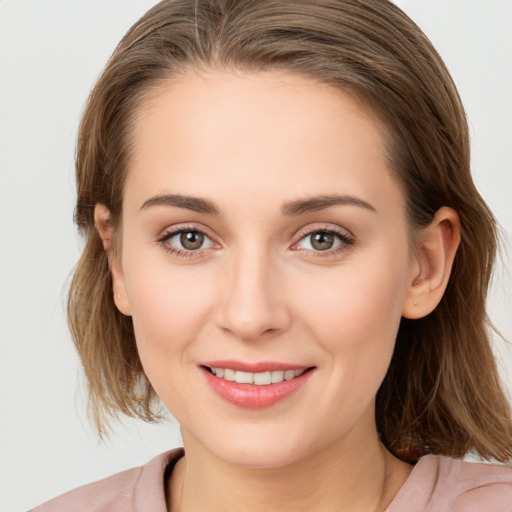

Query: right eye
(158, 228), (217, 255)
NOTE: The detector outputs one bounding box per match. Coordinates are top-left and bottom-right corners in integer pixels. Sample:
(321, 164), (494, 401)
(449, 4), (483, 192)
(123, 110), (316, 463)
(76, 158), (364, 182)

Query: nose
(215, 246), (291, 342)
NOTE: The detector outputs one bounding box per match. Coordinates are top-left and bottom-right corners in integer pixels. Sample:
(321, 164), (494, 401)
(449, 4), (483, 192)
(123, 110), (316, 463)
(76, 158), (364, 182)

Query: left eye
(163, 229), (215, 251)
(295, 230), (350, 252)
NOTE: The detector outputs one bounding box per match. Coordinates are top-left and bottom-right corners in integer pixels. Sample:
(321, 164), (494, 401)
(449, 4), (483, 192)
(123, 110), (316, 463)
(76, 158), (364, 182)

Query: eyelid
(156, 223), (221, 256)
(155, 222), (354, 258)
(290, 224), (355, 254)
(157, 223), (205, 240)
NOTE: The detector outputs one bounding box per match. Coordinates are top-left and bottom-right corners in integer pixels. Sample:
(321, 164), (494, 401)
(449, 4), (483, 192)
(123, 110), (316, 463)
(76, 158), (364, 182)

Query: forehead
(124, 69), (403, 216)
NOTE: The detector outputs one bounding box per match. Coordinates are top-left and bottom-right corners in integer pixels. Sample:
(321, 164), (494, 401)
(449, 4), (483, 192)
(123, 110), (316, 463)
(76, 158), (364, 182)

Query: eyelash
(156, 225), (355, 258)
(156, 225), (216, 258)
(292, 226), (355, 257)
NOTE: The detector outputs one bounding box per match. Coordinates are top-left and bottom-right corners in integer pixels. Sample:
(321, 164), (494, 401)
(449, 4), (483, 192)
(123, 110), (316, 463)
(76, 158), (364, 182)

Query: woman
(32, 0), (512, 510)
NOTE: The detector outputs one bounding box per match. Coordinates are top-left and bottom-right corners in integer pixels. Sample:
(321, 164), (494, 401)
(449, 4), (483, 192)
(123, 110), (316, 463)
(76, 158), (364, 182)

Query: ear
(94, 204), (132, 316)
(402, 207), (460, 319)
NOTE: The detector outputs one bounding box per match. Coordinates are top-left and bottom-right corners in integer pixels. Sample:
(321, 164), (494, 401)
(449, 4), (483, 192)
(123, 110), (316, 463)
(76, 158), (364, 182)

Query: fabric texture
(31, 449), (512, 511)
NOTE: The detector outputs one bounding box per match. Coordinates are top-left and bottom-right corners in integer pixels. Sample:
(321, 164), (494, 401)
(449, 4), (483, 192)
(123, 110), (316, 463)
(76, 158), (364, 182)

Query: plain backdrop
(1, 1), (511, 511)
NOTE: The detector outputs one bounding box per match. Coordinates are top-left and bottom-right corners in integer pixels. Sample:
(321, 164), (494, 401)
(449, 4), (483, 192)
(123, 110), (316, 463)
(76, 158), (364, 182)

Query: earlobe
(402, 207), (461, 319)
(94, 204), (132, 316)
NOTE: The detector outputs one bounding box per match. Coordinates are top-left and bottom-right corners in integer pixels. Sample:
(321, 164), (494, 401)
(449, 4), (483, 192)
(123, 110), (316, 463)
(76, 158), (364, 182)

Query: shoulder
(29, 449), (184, 512)
(432, 455), (512, 511)
(388, 454), (512, 512)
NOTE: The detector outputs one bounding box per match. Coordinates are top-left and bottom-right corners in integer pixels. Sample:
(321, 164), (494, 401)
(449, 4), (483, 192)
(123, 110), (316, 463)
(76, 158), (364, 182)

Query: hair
(68, 0), (512, 462)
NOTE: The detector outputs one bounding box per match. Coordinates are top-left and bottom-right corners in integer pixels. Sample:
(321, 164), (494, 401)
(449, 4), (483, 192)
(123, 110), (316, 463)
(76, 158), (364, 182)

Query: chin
(187, 420), (323, 469)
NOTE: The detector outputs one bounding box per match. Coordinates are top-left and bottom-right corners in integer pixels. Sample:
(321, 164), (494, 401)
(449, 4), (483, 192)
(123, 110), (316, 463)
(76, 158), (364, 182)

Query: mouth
(203, 366), (308, 385)
(200, 362), (316, 408)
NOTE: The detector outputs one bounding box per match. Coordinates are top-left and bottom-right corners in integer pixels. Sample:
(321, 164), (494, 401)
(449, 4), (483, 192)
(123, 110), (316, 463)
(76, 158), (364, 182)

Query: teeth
(211, 367), (305, 385)
(254, 371), (272, 385)
(235, 371), (253, 384)
(271, 370), (284, 383)
(223, 368), (236, 381)
(284, 370), (295, 380)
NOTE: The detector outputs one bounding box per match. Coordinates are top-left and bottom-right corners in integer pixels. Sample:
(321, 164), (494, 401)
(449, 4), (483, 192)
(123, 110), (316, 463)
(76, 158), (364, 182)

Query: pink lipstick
(200, 361), (314, 408)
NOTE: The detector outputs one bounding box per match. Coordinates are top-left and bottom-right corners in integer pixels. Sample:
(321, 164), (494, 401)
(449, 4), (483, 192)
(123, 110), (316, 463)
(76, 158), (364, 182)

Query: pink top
(31, 449), (512, 511)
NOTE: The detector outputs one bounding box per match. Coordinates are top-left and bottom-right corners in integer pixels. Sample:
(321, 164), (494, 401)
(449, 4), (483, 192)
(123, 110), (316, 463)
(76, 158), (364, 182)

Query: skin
(96, 69), (460, 512)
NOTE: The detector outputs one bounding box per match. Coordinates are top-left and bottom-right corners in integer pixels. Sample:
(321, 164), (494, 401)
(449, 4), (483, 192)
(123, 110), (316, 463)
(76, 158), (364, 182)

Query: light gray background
(1, 1), (511, 511)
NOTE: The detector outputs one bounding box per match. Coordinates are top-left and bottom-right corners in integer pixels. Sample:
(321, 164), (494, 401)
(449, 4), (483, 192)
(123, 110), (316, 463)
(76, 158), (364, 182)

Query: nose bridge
(217, 241), (289, 341)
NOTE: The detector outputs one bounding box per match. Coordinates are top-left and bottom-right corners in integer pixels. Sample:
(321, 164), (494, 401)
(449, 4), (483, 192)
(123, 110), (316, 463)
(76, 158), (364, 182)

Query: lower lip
(202, 368), (313, 408)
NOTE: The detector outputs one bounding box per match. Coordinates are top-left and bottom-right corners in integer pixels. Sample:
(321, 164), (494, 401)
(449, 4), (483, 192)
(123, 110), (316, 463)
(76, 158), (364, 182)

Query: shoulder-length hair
(68, 0), (512, 462)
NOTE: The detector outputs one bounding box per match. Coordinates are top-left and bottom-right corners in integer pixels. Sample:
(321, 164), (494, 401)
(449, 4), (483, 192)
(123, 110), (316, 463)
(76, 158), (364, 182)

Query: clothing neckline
(152, 448), (436, 512)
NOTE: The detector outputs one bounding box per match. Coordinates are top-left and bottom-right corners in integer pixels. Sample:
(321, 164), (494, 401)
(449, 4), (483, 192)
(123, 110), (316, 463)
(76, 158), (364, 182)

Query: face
(114, 70), (419, 468)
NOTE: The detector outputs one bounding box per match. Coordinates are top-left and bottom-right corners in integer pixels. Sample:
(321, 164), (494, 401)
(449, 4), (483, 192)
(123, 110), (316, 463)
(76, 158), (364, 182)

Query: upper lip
(200, 360), (313, 373)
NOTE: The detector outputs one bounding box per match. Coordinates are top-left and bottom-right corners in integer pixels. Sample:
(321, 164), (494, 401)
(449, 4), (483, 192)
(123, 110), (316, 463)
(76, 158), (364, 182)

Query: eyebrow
(281, 194), (376, 215)
(140, 194), (220, 215)
(139, 193), (376, 216)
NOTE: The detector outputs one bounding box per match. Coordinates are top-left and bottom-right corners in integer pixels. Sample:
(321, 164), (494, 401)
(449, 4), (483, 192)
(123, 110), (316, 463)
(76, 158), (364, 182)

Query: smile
(201, 363), (315, 408)
(208, 367), (306, 385)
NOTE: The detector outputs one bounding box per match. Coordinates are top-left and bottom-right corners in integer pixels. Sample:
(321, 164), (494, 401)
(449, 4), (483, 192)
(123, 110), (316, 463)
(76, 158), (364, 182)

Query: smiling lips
(210, 367), (306, 385)
(201, 361), (314, 408)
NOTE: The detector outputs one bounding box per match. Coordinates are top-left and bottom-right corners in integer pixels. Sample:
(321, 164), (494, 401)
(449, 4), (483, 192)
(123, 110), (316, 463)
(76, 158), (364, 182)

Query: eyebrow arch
(281, 194), (376, 216)
(139, 194), (220, 215)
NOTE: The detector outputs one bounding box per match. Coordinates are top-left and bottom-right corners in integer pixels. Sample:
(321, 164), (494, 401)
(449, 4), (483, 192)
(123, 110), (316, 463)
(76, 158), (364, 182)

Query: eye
(158, 228), (217, 254)
(177, 230), (206, 250)
(293, 228), (354, 253)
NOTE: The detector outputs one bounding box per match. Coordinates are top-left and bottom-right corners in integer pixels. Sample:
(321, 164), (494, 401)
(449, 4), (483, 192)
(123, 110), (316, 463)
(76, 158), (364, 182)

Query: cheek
(294, 254), (409, 369)
(291, 266), (407, 423)
(123, 263), (221, 414)
(122, 249), (218, 364)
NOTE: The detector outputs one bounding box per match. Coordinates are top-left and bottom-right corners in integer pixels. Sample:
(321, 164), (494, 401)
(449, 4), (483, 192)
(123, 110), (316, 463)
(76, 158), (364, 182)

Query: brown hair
(68, 0), (512, 461)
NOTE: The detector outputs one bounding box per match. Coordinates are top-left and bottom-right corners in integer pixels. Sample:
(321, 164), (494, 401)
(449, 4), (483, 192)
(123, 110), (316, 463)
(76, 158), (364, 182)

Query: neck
(168, 426), (411, 512)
